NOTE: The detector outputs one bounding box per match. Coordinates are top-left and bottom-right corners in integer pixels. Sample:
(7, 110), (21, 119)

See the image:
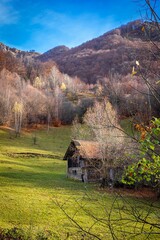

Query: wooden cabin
(63, 139), (102, 182)
(64, 139), (125, 184)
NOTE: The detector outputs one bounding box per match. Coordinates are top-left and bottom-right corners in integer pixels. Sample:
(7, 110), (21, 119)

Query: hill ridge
(37, 19), (160, 83)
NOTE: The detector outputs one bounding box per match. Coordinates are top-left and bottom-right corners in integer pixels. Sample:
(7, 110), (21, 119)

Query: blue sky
(0, 0), (147, 53)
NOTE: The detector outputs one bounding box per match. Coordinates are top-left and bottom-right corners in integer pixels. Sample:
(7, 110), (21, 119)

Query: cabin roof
(63, 139), (101, 160)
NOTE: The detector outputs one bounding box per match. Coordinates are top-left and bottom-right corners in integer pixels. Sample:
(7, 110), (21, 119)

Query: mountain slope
(37, 20), (160, 83)
(0, 42), (40, 59)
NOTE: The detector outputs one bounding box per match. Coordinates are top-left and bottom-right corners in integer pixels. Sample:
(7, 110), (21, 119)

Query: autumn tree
(0, 69), (13, 124)
(122, 117), (160, 198)
(0, 69), (24, 126)
(0, 51), (25, 76)
(83, 99), (131, 185)
(23, 84), (47, 126)
(13, 101), (23, 137)
(48, 65), (61, 90)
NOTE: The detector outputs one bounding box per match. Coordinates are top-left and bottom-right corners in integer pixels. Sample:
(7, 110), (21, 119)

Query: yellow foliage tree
(60, 82), (66, 91)
(13, 101), (23, 137)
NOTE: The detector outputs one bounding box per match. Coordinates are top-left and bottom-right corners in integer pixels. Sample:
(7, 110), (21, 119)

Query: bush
(122, 118), (160, 198)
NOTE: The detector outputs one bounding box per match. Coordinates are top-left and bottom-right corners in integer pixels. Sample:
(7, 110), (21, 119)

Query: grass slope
(0, 126), (159, 239)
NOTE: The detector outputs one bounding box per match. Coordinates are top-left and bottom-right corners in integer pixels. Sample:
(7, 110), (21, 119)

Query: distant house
(63, 139), (124, 183)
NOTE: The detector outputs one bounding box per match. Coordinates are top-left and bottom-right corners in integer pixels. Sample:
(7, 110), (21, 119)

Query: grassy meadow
(0, 126), (159, 239)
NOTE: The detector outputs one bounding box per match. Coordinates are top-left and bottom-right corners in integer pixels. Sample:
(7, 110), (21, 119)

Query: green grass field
(0, 126), (159, 239)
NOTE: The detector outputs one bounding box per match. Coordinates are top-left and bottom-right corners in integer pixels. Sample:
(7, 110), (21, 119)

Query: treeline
(0, 45), (160, 132)
(88, 72), (160, 124)
(0, 58), (94, 133)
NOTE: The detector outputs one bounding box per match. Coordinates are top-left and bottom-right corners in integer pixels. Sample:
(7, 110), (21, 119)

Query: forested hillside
(37, 20), (160, 84)
(0, 19), (160, 131)
(0, 46), (92, 133)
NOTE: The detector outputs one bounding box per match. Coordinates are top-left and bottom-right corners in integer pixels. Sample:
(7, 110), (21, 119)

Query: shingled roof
(63, 139), (101, 160)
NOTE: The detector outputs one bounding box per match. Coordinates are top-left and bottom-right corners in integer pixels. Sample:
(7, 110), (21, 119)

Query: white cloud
(0, 1), (19, 25)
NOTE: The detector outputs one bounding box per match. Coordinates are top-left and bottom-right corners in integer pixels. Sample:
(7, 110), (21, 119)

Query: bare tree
(83, 99), (131, 186)
(72, 115), (94, 140)
(56, 190), (160, 240)
(22, 84), (47, 126)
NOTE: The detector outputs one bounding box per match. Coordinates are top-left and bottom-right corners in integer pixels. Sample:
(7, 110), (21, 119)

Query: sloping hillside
(0, 42), (40, 59)
(37, 20), (160, 83)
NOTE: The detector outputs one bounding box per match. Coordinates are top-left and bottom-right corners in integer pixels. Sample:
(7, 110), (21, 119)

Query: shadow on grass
(0, 170), (86, 192)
